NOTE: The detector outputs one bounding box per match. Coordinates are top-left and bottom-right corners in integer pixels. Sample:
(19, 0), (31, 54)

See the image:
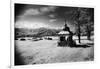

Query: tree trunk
(86, 25), (91, 40)
(77, 8), (81, 43)
(78, 22), (81, 43)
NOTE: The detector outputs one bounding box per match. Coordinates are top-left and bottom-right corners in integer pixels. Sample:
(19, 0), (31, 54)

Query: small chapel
(58, 23), (76, 47)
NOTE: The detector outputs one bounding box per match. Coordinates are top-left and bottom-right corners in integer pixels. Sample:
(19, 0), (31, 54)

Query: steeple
(63, 21), (70, 31)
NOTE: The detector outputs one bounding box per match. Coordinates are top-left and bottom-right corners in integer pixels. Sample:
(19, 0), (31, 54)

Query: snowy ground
(15, 36), (94, 65)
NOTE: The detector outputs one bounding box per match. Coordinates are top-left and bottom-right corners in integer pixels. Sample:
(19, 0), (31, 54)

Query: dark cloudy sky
(15, 3), (79, 29)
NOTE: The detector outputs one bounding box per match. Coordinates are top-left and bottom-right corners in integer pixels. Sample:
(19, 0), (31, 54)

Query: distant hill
(15, 28), (61, 37)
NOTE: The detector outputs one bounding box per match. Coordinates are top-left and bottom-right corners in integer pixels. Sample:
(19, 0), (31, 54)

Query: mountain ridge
(15, 27), (62, 37)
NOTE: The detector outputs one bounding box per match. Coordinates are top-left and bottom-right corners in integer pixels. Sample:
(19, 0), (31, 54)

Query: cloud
(40, 6), (57, 13)
(22, 6), (57, 16)
(15, 21), (49, 29)
(18, 6), (57, 19)
(49, 19), (57, 22)
(16, 6), (58, 23)
(48, 14), (55, 18)
(23, 8), (41, 16)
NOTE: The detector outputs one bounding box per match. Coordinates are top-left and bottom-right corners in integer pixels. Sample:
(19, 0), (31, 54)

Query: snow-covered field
(15, 36), (94, 65)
